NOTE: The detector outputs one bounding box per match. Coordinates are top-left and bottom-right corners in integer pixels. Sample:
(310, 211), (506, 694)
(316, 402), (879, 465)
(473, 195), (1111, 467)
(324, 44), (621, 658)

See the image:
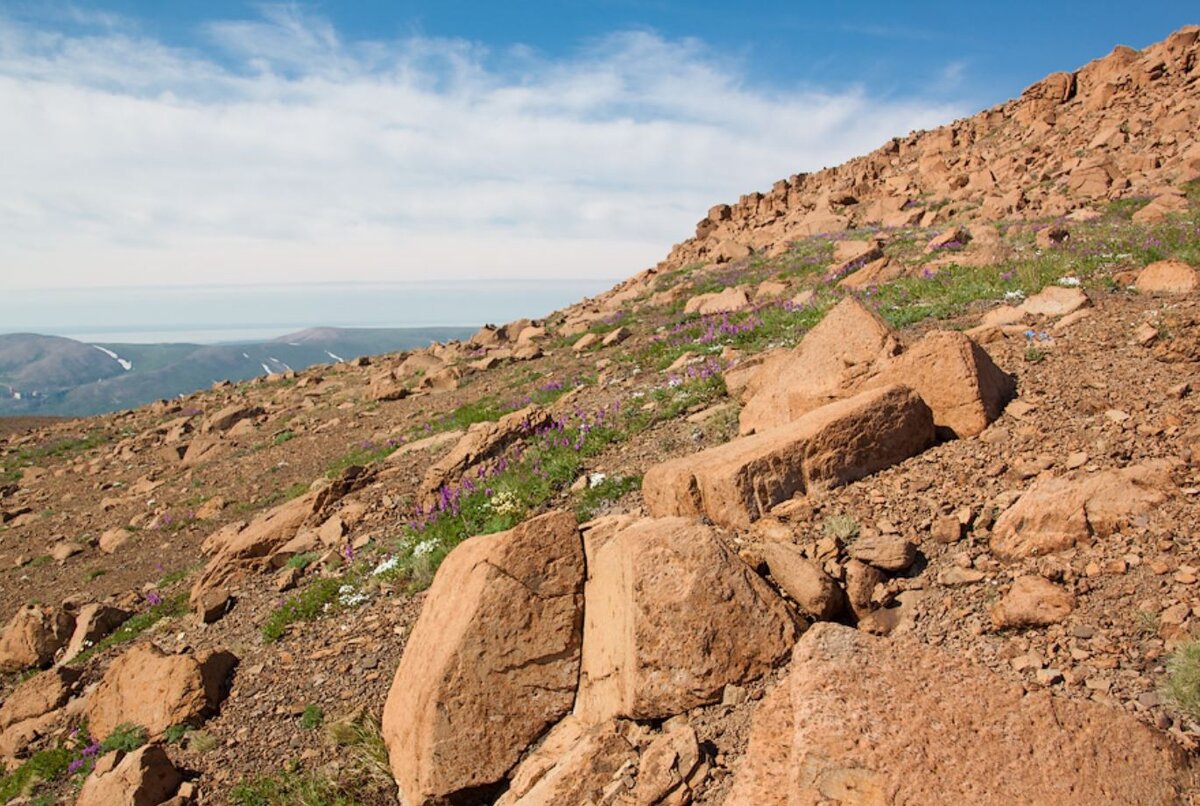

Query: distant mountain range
(0, 327), (475, 416)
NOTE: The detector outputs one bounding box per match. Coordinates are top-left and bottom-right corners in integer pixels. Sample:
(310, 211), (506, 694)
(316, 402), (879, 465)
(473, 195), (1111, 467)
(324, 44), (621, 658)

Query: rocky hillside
(1, 25), (1200, 806)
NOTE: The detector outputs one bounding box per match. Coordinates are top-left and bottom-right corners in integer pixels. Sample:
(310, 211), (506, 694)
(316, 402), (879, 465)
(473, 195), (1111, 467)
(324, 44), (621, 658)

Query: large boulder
(643, 385), (935, 528)
(382, 511), (585, 806)
(871, 330), (1015, 438)
(574, 517), (794, 723)
(0, 605), (75, 673)
(727, 624), (1189, 805)
(0, 666), (81, 760)
(84, 644), (238, 740)
(188, 478), (350, 608)
(990, 461), (1174, 560)
(738, 299), (1010, 439)
(76, 745), (183, 806)
(738, 298), (898, 435)
(1136, 259), (1198, 294)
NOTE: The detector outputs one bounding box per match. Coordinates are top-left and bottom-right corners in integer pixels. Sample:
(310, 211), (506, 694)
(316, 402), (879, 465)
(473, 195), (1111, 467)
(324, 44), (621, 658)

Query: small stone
(991, 576), (1075, 629)
(1133, 322), (1159, 346)
(1065, 451), (1088, 470)
(931, 515), (964, 544)
(194, 589), (232, 625)
(938, 567), (985, 586)
(276, 566), (302, 592)
(722, 684), (748, 707)
(1035, 668), (1064, 686)
(1011, 653), (1045, 672)
(848, 534), (917, 572)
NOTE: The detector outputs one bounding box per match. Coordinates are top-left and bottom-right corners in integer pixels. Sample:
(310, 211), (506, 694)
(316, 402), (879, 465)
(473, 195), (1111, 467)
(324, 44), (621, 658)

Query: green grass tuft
(1165, 640), (1200, 722)
(100, 723), (147, 754)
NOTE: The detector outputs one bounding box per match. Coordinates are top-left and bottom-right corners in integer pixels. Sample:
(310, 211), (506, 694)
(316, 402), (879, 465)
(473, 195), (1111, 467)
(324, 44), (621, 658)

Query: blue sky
(0, 2), (1195, 293)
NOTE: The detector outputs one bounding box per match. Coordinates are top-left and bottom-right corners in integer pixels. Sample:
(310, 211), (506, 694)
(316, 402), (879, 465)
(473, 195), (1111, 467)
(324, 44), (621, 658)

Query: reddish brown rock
(847, 534), (917, 572)
(572, 333), (600, 352)
(419, 406), (552, 500)
(84, 644), (238, 740)
(99, 527), (132, 554)
(643, 385), (934, 528)
(1020, 286), (1090, 318)
(189, 490), (321, 608)
(843, 559), (884, 620)
(366, 370), (411, 402)
(494, 717), (637, 806)
(629, 722), (707, 805)
(0, 666), (81, 760)
(760, 542), (846, 621)
(683, 286), (752, 316)
(60, 603), (130, 664)
(991, 576), (1075, 629)
(1136, 259), (1198, 294)
(199, 404), (262, 434)
(727, 624), (1189, 805)
(738, 297), (898, 434)
(76, 745), (183, 806)
(0, 605), (75, 672)
(574, 517), (794, 723)
(382, 512), (584, 806)
(990, 461), (1175, 560)
(871, 330), (1015, 438)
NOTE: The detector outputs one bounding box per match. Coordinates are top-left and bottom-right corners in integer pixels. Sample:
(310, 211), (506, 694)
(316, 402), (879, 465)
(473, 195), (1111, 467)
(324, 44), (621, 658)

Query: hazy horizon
(0, 278), (618, 344)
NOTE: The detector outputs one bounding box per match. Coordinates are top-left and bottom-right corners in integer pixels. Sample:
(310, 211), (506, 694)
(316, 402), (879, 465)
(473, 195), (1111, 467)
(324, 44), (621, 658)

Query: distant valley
(0, 326), (474, 416)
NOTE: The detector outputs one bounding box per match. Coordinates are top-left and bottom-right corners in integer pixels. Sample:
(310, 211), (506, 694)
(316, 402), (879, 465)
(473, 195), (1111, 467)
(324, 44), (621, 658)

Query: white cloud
(0, 7), (967, 289)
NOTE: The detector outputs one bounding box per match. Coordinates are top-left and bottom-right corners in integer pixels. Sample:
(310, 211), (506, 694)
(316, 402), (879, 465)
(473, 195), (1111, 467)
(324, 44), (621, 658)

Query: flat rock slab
(644, 385), (934, 528)
(727, 623), (1190, 805)
(990, 460), (1175, 559)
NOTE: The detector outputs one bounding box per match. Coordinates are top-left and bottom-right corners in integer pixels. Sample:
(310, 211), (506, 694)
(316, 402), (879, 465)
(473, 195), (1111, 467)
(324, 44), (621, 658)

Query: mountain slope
(0, 327), (474, 416)
(1, 26), (1199, 806)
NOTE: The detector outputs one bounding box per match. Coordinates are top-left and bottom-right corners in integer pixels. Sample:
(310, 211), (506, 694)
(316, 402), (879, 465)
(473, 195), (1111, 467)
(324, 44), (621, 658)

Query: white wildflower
(588, 473), (607, 488)
(412, 538), (440, 558)
(1057, 276), (1081, 287)
(1003, 290), (1026, 303)
(339, 591), (369, 607)
(488, 491), (521, 517)
(372, 556), (400, 577)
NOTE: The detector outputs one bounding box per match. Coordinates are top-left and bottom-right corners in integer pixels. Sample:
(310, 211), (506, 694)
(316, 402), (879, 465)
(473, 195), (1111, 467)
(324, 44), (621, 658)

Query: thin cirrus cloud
(0, 6), (968, 290)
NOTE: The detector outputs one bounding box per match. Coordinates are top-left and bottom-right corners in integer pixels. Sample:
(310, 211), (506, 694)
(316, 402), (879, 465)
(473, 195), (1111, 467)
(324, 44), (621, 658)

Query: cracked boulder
(0, 666), (82, 761)
(727, 623), (1189, 805)
(382, 511), (585, 806)
(574, 517), (794, 723)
